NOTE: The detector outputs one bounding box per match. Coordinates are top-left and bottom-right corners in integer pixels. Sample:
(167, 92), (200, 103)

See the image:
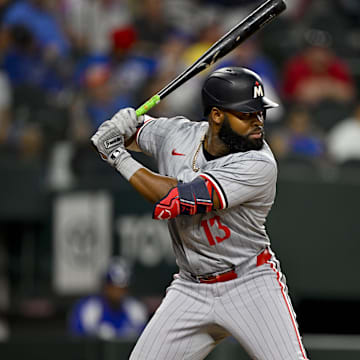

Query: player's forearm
(129, 168), (178, 204)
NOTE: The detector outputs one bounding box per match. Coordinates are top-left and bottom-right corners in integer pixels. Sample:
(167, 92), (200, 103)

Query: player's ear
(209, 107), (225, 126)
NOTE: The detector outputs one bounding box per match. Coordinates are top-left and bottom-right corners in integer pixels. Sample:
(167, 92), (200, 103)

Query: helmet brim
(263, 96), (279, 109)
(223, 96), (279, 113)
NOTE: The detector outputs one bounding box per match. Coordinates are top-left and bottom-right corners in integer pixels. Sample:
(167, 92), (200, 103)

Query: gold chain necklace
(192, 135), (206, 172)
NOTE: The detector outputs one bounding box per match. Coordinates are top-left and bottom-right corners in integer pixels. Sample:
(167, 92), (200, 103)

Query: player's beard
(219, 114), (264, 153)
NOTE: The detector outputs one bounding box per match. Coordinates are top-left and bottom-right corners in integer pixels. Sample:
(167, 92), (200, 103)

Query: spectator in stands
(1, 24), (70, 159)
(327, 103), (360, 166)
(269, 105), (326, 165)
(70, 25), (154, 141)
(60, 0), (133, 55)
(163, 0), (201, 38)
(82, 63), (132, 130)
(2, 0), (70, 58)
(68, 257), (148, 340)
(68, 60), (132, 161)
(281, 29), (355, 105)
(65, 24), (158, 184)
(108, 26), (158, 106)
(2, 24), (66, 93)
(134, 0), (171, 51)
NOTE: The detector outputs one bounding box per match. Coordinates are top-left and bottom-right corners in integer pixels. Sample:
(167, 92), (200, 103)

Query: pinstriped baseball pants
(130, 262), (308, 360)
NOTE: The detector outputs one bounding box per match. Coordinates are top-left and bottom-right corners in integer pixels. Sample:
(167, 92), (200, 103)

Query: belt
(193, 248), (272, 284)
(256, 248), (271, 267)
(195, 269), (238, 284)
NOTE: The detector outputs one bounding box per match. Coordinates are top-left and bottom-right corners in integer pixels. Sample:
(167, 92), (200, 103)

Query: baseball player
(91, 67), (309, 360)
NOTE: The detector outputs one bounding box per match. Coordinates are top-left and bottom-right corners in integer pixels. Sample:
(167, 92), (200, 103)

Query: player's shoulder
(142, 114), (202, 129)
(138, 114), (205, 140)
(214, 143), (278, 182)
(227, 142), (277, 167)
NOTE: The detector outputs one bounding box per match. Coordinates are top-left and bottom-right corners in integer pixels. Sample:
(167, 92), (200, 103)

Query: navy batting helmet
(202, 67), (279, 116)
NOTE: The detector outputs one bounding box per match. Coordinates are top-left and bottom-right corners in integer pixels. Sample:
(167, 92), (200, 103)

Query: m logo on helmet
(253, 81), (264, 98)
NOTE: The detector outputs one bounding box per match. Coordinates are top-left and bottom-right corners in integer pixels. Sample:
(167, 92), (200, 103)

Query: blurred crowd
(0, 0), (359, 190)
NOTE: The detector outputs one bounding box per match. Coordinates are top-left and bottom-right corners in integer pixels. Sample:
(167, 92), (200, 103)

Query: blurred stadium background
(0, 0), (359, 359)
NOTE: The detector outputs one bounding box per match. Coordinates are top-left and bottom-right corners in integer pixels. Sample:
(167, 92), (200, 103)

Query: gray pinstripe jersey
(136, 115), (277, 277)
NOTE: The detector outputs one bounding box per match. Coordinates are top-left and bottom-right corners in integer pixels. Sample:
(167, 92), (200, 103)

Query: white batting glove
(91, 120), (144, 180)
(110, 107), (144, 139)
(91, 120), (126, 166)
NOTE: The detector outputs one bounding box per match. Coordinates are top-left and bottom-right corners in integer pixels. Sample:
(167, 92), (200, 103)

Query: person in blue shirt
(3, 24), (65, 93)
(268, 106), (326, 165)
(68, 257), (148, 340)
(2, 0), (70, 58)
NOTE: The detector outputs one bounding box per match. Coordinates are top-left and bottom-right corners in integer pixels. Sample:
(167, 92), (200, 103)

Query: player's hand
(110, 107), (144, 139)
(91, 120), (129, 167)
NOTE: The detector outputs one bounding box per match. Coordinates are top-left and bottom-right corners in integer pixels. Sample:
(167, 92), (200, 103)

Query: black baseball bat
(136, 0), (286, 116)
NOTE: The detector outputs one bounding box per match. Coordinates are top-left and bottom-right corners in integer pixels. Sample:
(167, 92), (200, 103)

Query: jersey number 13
(201, 216), (231, 246)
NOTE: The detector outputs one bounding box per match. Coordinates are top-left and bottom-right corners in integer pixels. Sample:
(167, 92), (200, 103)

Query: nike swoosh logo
(171, 149), (185, 156)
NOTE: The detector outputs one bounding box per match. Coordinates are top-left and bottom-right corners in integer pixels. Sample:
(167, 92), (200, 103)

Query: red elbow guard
(153, 187), (181, 220)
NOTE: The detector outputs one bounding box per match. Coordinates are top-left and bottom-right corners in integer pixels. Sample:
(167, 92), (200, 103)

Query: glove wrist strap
(115, 154), (144, 181)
